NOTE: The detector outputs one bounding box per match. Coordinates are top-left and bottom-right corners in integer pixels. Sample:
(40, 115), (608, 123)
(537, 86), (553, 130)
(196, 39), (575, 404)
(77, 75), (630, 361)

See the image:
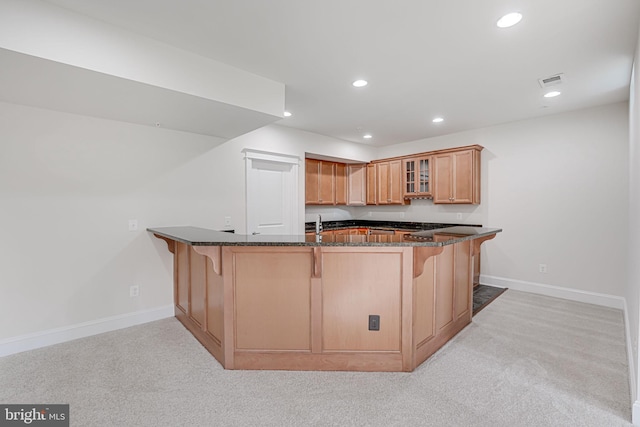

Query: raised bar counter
(149, 225), (501, 246)
(149, 225), (501, 372)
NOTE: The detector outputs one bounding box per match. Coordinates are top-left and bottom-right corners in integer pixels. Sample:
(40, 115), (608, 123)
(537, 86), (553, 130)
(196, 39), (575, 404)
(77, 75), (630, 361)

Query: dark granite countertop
(148, 226), (501, 247)
(303, 220), (481, 233)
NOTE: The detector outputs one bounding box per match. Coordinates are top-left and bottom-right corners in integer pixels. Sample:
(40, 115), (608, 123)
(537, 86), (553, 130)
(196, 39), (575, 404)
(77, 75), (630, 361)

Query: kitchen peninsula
(149, 225), (501, 372)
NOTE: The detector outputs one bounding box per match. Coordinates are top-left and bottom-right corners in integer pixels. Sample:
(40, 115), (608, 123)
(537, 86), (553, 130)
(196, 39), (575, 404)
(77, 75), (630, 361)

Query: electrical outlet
(539, 264), (548, 273)
(128, 219), (138, 231)
(129, 285), (139, 297)
(224, 216), (232, 227)
(368, 315), (380, 331)
(456, 213), (463, 220)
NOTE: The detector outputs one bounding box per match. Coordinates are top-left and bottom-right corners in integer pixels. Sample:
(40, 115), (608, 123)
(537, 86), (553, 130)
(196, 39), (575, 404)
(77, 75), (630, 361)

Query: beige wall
(315, 103), (629, 299)
(0, 101), (375, 344)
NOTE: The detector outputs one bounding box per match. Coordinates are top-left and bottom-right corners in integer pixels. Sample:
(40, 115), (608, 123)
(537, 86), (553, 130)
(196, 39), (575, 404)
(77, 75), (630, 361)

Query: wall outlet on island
(224, 216), (232, 227)
(456, 213), (462, 220)
(539, 264), (548, 274)
(129, 285), (139, 297)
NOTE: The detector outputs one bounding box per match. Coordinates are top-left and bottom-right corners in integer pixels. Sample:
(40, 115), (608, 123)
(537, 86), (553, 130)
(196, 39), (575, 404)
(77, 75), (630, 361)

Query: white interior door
(245, 150), (299, 235)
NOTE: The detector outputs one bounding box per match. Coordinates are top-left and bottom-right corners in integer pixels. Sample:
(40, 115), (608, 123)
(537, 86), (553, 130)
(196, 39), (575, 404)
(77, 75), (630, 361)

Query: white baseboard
(633, 401), (640, 426)
(0, 305), (174, 358)
(480, 274), (625, 309)
(624, 298), (638, 406)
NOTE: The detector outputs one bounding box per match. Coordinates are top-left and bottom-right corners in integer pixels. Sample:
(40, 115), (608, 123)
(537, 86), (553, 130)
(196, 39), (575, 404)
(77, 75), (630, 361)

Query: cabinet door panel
(176, 242), (190, 314)
(454, 240), (472, 321)
(377, 162), (390, 204)
(335, 163), (347, 205)
(206, 259), (224, 343)
(414, 257), (436, 345)
(366, 163), (377, 204)
(347, 164), (367, 206)
(418, 157), (430, 194)
(322, 251), (402, 352)
(319, 162), (335, 204)
(433, 154), (453, 204)
(305, 159), (320, 204)
(189, 247), (207, 328)
(404, 159), (416, 195)
(435, 244), (454, 331)
(452, 150), (474, 203)
(389, 160), (403, 204)
(234, 251), (312, 351)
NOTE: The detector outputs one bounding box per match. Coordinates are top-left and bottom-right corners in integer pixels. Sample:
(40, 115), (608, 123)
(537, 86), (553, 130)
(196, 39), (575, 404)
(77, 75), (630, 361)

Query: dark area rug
(473, 284), (508, 316)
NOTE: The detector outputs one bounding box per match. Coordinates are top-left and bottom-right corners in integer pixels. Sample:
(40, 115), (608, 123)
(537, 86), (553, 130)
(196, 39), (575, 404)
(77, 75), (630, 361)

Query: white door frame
(244, 149), (300, 235)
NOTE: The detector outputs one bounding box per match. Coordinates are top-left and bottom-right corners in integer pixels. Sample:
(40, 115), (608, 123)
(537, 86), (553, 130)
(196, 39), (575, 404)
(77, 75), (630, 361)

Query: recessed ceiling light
(352, 80), (368, 88)
(283, 111), (292, 117)
(432, 117), (444, 123)
(497, 12), (522, 28)
(363, 134), (373, 139)
(543, 91), (561, 98)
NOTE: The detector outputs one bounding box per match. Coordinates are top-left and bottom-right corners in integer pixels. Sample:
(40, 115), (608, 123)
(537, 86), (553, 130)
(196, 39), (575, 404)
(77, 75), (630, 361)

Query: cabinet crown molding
(370, 144), (484, 164)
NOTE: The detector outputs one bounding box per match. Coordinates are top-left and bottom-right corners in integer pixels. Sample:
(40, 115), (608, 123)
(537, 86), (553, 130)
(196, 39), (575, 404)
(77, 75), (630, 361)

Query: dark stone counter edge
(147, 226), (502, 248)
(304, 220), (481, 233)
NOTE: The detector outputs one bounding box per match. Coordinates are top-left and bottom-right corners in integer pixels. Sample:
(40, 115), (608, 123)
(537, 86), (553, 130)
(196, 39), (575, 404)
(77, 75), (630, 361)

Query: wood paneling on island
(158, 240), (491, 372)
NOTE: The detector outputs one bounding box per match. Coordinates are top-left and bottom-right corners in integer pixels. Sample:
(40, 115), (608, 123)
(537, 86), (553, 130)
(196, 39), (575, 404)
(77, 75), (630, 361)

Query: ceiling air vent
(538, 73), (565, 88)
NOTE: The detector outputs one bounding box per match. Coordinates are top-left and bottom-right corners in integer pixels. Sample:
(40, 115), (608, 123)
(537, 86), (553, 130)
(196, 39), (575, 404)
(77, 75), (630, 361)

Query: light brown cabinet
(367, 160), (403, 205)
(432, 147), (481, 204)
(305, 158), (338, 205)
(335, 163), (347, 205)
(403, 156), (431, 198)
(366, 163), (377, 204)
(153, 227), (499, 371)
(433, 235), (472, 332)
(306, 145), (482, 206)
(306, 160), (360, 206)
(346, 164), (367, 206)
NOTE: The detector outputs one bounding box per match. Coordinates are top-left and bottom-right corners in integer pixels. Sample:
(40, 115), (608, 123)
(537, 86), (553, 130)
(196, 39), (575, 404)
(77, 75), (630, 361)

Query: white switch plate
(224, 216), (232, 227)
(456, 213), (463, 220)
(129, 285), (139, 297)
(128, 219), (138, 231)
(539, 264), (548, 273)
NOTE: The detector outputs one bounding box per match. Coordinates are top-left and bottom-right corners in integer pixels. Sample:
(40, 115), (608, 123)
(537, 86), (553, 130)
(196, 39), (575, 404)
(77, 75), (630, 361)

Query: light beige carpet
(0, 290), (631, 426)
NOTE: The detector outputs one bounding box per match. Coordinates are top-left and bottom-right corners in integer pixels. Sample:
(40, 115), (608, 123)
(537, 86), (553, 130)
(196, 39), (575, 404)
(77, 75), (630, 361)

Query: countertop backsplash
(305, 199), (483, 226)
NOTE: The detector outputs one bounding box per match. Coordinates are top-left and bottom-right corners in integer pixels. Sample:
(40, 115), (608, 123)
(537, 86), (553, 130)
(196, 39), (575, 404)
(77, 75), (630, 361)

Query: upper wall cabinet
(432, 147), (482, 204)
(403, 156), (431, 199)
(346, 164), (367, 206)
(365, 163), (377, 205)
(306, 159), (362, 205)
(335, 163), (347, 205)
(306, 144), (482, 207)
(306, 159), (335, 205)
(367, 160), (404, 205)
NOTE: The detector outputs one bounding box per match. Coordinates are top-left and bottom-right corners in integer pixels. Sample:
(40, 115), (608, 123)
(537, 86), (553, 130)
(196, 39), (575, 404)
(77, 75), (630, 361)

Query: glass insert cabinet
(403, 156), (431, 198)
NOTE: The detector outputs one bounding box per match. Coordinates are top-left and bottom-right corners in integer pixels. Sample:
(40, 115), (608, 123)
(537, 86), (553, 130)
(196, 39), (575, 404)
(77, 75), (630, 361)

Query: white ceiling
(42, 0), (640, 146)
